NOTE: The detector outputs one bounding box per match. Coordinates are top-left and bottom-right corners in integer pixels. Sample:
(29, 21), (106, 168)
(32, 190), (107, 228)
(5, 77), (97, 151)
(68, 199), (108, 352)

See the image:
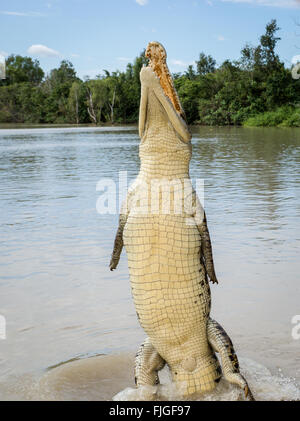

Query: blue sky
(0, 0), (300, 79)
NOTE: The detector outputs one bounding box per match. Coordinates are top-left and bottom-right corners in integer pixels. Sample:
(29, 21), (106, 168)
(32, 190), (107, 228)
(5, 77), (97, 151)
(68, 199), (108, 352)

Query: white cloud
(217, 35), (225, 41)
(136, 0), (148, 5)
(70, 53), (80, 58)
(27, 44), (60, 58)
(220, 0), (300, 8)
(0, 11), (46, 16)
(0, 50), (8, 58)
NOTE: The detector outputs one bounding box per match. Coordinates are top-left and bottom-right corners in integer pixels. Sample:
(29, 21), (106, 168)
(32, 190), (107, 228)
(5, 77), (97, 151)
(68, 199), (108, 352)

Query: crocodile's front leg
(109, 212), (127, 271)
(197, 212), (218, 285)
(135, 337), (166, 387)
(207, 318), (255, 400)
(191, 192), (218, 284)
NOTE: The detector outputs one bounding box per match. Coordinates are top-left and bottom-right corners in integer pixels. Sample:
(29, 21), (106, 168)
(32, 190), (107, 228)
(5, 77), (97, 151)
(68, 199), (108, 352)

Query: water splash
(113, 357), (300, 401)
(2, 354), (298, 401)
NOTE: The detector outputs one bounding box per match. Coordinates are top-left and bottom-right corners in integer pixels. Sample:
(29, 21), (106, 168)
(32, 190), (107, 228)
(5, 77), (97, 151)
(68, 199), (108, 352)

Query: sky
(0, 0), (300, 79)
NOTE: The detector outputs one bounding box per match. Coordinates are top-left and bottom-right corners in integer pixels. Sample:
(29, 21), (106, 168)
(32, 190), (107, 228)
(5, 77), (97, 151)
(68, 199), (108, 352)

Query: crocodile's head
(145, 41), (166, 66)
(145, 41), (186, 121)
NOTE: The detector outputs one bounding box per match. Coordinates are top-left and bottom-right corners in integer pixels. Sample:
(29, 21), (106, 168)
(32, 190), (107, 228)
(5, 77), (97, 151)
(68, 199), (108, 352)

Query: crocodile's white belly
(123, 213), (219, 394)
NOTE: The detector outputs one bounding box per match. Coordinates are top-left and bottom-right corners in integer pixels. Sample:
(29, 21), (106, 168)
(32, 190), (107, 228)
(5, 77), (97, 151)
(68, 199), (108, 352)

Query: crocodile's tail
(207, 318), (255, 401)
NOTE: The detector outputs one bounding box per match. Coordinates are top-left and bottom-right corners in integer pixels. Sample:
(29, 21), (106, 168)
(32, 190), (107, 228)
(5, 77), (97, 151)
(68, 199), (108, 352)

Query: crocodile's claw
(244, 385), (255, 401)
(109, 258), (118, 271)
(208, 273), (219, 284)
(109, 248), (122, 271)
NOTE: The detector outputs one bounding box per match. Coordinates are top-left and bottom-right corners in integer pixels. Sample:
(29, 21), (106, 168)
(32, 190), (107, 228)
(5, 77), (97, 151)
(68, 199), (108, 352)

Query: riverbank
(0, 122), (133, 130)
(1, 117), (300, 131)
(243, 106), (300, 128)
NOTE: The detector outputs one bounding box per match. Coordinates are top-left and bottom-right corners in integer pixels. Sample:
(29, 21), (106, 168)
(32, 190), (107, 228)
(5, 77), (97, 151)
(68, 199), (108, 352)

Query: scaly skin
(110, 65), (254, 400)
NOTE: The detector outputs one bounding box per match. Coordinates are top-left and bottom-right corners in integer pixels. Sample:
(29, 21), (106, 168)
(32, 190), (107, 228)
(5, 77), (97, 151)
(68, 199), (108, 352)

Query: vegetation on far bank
(243, 106), (300, 127)
(0, 19), (299, 127)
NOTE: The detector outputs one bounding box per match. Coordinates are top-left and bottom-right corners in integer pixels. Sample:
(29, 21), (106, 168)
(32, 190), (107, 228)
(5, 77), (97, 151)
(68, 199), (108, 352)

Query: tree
(185, 65), (196, 80)
(240, 43), (263, 72)
(175, 77), (201, 123)
(68, 81), (80, 124)
(68, 80), (87, 124)
(42, 60), (78, 123)
(85, 79), (109, 124)
(2, 55), (44, 85)
(260, 19), (281, 69)
(196, 53), (216, 76)
(0, 20), (298, 127)
(49, 60), (77, 85)
(105, 75), (118, 123)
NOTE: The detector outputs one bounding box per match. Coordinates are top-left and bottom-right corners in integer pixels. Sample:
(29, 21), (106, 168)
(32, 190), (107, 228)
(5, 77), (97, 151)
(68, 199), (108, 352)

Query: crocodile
(110, 41), (254, 400)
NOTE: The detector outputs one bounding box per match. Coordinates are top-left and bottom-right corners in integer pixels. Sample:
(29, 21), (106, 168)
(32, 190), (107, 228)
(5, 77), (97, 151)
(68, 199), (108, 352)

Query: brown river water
(0, 125), (299, 401)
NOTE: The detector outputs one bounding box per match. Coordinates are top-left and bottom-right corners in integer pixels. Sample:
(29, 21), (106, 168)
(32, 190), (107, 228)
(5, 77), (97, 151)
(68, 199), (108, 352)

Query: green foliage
(1, 55), (44, 85)
(192, 19), (298, 126)
(260, 19), (281, 70)
(280, 109), (300, 127)
(67, 80), (88, 124)
(244, 106), (300, 127)
(175, 77), (201, 122)
(42, 60), (79, 123)
(195, 53), (216, 76)
(0, 83), (46, 123)
(0, 20), (299, 127)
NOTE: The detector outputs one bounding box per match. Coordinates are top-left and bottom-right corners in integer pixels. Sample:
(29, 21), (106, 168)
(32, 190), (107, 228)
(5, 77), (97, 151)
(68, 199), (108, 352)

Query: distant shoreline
(0, 121), (299, 130)
(0, 122), (138, 130)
